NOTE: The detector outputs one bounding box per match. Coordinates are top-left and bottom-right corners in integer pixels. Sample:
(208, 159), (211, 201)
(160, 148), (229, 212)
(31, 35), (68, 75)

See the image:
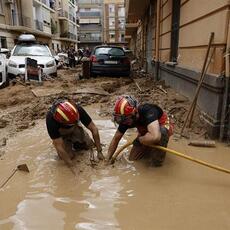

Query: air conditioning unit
(5, 0), (14, 4)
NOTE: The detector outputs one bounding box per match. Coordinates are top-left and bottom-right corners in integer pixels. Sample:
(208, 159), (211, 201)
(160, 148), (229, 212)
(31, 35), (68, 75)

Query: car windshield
(13, 44), (51, 56)
(95, 47), (125, 56)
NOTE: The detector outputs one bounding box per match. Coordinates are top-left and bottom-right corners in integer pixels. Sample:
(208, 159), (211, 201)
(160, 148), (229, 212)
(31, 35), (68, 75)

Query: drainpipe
(155, 0), (161, 81)
(220, 3), (230, 141)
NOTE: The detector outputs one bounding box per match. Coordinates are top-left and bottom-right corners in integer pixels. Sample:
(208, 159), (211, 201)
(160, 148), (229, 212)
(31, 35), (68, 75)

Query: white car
(0, 48), (8, 88)
(7, 34), (57, 78)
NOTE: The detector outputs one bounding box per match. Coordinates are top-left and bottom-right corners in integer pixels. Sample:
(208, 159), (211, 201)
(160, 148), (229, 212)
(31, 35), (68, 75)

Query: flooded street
(0, 105), (230, 230)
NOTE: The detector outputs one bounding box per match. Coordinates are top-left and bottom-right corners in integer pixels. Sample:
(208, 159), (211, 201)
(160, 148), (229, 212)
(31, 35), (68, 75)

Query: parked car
(90, 45), (130, 77)
(0, 48), (9, 88)
(7, 34), (57, 79)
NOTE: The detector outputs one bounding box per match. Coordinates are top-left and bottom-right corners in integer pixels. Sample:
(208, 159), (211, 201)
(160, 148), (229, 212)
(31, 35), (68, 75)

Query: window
(0, 37), (7, 48)
(13, 44), (51, 56)
(118, 7), (125, 17)
(109, 4), (115, 15)
(0, 0), (3, 14)
(109, 18), (115, 29)
(109, 32), (115, 42)
(118, 19), (125, 29)
(95, 47), (124, 56)
(119, 33), (125, 42)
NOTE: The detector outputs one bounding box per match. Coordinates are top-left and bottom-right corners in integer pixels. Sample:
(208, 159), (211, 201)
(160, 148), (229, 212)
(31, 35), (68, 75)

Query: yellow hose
(111, 141), (230, 174)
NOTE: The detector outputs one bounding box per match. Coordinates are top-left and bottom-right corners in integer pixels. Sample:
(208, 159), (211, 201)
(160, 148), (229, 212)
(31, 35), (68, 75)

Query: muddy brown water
(0, 105), (230, 230)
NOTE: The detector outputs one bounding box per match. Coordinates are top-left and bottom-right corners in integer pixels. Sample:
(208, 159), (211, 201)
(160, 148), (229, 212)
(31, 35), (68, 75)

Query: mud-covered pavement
(0, 68), (206, 142)
(0, 69), (230, 229)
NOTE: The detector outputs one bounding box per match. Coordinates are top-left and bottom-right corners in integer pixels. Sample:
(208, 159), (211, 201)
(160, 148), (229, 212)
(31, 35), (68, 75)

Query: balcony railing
(69, 14), (76, 23)
(79, 35), (102, 42)
(11, 13), (32, 28)
(79, 11), (101, 17)
(60, 31), (77, 40)
(58, 10), (68, 18)
(78, 0), (102, 3)
(41, 0), (55, 10)
(35, 20), (44, 31)
(69, 0), (75, 5)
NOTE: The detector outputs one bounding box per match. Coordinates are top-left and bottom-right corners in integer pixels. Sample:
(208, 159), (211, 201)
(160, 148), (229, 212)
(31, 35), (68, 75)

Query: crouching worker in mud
(107, 95), (174, 166)
(46, 99), (104, 175)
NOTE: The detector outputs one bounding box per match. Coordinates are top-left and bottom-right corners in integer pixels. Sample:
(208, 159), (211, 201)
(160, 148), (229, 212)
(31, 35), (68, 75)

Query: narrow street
(0, 69), (230, 229)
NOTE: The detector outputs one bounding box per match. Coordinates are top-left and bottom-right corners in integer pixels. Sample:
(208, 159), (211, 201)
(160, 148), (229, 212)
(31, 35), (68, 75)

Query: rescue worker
(107, 95), (174, 166)
(67, 46), (76, 68)
(46, 99), (104, 175)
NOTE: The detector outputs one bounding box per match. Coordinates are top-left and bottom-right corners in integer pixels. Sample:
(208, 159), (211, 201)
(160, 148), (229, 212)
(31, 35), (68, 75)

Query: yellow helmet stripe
(57, 108), (69, 121)
(120, 99), (128, 115)
(66, 102), (77, 113)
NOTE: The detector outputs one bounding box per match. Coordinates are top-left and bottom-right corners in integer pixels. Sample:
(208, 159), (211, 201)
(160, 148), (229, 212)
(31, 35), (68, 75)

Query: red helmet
(114, 95), (138, 116)
(53, 100), (79, 125)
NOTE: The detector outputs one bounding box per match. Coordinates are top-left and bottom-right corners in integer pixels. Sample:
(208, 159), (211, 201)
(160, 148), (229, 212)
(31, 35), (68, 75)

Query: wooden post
(180, 32), (214, 137)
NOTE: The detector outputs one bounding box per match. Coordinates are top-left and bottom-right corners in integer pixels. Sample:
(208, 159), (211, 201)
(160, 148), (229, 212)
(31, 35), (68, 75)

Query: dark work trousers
(129, 127), (169, 166)
(69, 58), (75, 68)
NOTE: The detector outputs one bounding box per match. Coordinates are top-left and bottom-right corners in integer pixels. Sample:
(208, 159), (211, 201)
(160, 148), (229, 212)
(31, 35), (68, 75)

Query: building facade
(0, 0), (79, 52)
(77, 0), (103, 49)
(125, 0), (230, 139)
(51, 0), (79, 52)
(104, 0), (126, 45)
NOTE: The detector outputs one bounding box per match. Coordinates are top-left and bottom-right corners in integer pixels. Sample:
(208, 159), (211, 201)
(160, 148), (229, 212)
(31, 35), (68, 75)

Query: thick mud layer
(0, 108), (230, 229)
(0, 68), (206, 142)
(1, 68), (229, 229)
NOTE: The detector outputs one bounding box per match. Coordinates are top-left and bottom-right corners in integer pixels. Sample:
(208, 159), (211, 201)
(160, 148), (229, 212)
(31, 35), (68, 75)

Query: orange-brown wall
(129, 0), (229, 76)
(157, 0), (229, 75)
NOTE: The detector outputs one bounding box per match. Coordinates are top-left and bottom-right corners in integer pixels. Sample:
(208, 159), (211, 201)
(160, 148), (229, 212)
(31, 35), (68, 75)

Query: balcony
(60, 31), (77, 40)
(69, 0), (76, 6)
(69, 14), (76, 23)
(79, 11), (101, 17)
(126, 0), (150, 22)
(35, 19), (44, 31)
(125, 21), (139, 36)
(11, 13), (32, 28)
(78, 0), (102, 4)
(78, 34), (102, 42)
(41, 0), (55, 10)
(58, 10), (68, 19)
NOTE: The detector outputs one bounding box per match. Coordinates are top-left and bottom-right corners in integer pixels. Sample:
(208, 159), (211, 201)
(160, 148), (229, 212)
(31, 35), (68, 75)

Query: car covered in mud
(0, 48), (9, 88)
(90, 45), (131, 77)
(7, 34), (57, 79)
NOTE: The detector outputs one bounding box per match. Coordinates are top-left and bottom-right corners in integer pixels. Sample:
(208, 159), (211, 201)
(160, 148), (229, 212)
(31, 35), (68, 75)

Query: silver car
(0, 48), (9, 89)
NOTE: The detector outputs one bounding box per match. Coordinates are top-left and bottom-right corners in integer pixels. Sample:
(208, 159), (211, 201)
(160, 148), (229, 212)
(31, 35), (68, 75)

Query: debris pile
(0, 69), (207, 140)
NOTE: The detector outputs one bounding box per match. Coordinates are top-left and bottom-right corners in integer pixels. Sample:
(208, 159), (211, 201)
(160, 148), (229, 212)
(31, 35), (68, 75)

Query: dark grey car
(90, 45), (130, 77)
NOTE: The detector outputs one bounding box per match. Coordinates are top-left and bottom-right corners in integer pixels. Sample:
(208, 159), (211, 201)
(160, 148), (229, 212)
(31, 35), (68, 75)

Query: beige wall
(178, 0), (229, 74)
(132, 0), (230, 75)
